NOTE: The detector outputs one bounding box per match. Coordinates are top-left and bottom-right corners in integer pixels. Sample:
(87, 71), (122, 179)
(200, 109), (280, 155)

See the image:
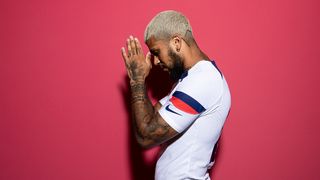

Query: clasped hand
(121, 36), (152, 84)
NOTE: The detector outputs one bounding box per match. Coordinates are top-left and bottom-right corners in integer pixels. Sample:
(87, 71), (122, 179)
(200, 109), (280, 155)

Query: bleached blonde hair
(144, 10), (193, 43)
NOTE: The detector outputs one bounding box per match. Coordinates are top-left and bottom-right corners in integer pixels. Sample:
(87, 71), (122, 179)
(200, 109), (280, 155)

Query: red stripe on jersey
(170, 96), (198, 114)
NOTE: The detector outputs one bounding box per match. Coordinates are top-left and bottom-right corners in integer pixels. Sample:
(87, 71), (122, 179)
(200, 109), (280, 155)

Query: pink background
(1, 0), (320, 179)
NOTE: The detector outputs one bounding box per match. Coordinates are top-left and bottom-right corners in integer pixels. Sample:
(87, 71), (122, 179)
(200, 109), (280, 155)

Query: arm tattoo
(130, 83), (146, 94)
(130, 83), (146, 104)
(131, 96), (145, 104)
(130, 81), (175, 147)
(128, 61), (145, 82)
(145, 113), (171, 140)
(135, 113), (173, 148)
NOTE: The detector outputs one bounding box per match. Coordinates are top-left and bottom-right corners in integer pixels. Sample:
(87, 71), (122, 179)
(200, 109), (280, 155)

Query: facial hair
(168, 48), (185, 82)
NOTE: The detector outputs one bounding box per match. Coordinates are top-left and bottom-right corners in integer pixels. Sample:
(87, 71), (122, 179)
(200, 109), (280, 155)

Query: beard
(167, 48), (185, 82)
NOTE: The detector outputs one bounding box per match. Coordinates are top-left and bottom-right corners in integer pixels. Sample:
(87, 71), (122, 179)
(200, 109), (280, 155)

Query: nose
(153, 56), (161, 66)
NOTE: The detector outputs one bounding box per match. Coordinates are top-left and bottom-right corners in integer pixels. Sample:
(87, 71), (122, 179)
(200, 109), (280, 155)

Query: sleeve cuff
(158, 109), (184, 133)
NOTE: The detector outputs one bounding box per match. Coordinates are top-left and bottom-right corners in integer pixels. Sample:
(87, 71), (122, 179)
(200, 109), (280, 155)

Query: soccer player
(121, 10), (231, 180)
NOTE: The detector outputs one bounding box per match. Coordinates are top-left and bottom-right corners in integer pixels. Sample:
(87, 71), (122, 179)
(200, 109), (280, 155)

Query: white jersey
(156, 60), (231, 180)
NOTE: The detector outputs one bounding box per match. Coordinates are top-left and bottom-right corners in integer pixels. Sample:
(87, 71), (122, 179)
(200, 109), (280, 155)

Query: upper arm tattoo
(147, 113), (177, 142)
(136, 112), (178, 148)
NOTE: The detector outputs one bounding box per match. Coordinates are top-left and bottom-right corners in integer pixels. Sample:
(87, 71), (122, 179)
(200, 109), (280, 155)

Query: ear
(170, 36), (182, 53)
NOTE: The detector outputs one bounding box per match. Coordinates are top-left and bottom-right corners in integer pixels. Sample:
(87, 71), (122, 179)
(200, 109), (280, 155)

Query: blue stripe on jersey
(172, 91), (206, 113)
(211, 60), (222, 77)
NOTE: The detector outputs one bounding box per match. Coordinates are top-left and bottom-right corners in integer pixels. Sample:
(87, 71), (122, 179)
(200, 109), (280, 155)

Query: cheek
(165, 54), (176, 68)
(160, 57), (171, 68)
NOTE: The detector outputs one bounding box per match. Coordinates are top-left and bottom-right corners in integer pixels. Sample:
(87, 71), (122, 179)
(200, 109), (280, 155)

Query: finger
(127, 38), (132, 57)
(129, 36), (137, 55)
(135, 37), (143, 55)
(121, 47), (129, 66)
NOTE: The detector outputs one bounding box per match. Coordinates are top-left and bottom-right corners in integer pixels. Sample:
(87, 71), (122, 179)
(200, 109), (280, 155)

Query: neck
(183, 44), (210, 70)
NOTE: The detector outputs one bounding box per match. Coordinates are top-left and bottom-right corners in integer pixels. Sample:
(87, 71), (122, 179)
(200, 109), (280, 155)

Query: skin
(121, 34), (209, 148)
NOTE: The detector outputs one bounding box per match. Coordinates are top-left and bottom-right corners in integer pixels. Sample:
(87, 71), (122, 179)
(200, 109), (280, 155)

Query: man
(121, 10), (231, 180)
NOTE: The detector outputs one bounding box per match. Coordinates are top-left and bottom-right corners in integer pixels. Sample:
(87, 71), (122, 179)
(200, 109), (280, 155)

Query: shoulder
(175, 61), (224, 108)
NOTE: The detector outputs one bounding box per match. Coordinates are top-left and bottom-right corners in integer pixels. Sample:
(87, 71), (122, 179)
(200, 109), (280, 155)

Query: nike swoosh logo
(165, 105), (182, 116)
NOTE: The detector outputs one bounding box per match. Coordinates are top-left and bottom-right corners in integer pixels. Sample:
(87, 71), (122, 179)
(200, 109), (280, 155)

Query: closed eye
(150, 49), (160, 57)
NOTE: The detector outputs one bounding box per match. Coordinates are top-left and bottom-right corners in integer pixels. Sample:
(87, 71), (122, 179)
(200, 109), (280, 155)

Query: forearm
(130, 81), (156, 145)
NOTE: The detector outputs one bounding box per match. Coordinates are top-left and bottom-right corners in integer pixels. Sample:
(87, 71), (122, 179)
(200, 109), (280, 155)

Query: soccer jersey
(156, 60), (231, 180)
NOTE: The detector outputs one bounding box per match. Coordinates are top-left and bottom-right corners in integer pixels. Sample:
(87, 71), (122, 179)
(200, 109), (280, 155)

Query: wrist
(130, 78), (145, 86)
(130, 80), (147, 101)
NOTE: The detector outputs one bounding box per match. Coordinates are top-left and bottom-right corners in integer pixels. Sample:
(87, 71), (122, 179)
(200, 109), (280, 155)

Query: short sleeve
(158, 90), (206, 133)
(158, 64), (223, 133)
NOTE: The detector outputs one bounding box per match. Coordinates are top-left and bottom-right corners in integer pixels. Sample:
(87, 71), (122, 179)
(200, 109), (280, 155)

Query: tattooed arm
(121, 36), (178, 148)
(130, 81), (177, 148)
